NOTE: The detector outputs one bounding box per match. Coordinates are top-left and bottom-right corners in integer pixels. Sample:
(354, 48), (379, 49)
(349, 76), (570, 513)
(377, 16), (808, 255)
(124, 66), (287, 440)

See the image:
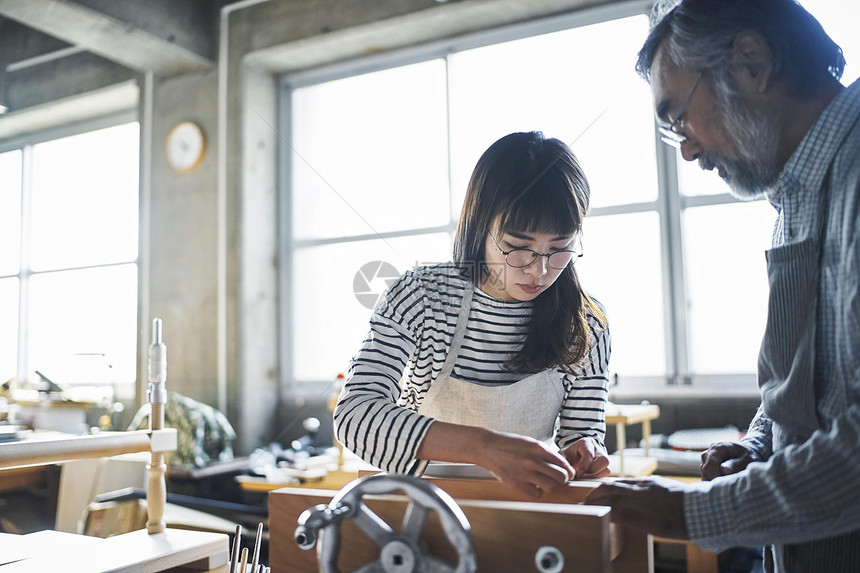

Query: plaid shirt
(684, 79), (860, 556)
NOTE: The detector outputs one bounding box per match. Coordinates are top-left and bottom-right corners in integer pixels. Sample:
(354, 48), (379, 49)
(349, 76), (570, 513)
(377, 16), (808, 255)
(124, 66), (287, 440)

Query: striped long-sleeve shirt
(333, 262), (611, 475)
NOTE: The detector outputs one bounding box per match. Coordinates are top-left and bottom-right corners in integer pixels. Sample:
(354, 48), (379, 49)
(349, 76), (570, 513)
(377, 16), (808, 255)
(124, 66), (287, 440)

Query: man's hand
(584, 477), (689, 539)
(561, 438), (611, 479)
(700, 441), (758, 481)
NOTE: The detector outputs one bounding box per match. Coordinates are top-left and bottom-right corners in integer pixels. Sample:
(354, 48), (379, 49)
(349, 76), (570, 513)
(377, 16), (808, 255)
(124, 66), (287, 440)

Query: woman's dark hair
(636, 0), (845, 98)
(453, 131), (605, 374)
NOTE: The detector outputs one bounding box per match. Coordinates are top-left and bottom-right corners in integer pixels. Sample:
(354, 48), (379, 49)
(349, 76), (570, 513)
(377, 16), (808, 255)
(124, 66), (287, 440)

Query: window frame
(278, 0), (768, 398)
(0, 110), (141, 398)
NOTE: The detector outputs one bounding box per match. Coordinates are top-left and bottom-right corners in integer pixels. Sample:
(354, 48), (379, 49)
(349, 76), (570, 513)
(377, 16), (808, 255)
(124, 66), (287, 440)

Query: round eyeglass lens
(547, 251), (575, 269)
(506, 249), (538, 267)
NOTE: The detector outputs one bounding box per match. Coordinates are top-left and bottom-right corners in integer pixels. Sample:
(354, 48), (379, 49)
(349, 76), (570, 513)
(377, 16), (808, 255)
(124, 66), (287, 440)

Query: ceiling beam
(0, 0), (214, 76)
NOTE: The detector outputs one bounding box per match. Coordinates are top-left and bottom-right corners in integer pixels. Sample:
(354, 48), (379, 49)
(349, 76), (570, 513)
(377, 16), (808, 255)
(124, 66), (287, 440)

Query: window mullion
(444, 52), (456, 233)
(16, 144), (33, 381)
(655, 140), (690, 385)
(279, 85), (296, 393)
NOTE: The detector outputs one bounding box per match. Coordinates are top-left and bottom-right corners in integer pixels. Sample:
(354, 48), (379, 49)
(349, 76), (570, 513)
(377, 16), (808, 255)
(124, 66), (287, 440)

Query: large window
(280, 0), (859, 394)
(0, 121), (140, 398)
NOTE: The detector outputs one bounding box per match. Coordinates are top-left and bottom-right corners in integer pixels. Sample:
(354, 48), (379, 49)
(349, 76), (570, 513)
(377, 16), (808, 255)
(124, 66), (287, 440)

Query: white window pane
(448, 15), (656, 212)
(28, 264), (138, 385)
(684, 201), (775, 374)
(30, 123), (139, 271)
(292, 233), (451, 381)
(578, 212), (666, 377)
(0, 150), (22, 275)
(801, 0), (860, 85)
(291, 60), (450, 241)
(0, 278), (19, 382)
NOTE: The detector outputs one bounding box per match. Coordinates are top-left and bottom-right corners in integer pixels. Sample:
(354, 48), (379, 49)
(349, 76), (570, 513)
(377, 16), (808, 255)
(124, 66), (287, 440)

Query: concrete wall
(147, 70), (220, 411)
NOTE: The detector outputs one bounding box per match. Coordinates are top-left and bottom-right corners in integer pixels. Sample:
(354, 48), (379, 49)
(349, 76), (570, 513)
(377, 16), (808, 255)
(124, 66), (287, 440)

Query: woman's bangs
(499, 176), (581, 237)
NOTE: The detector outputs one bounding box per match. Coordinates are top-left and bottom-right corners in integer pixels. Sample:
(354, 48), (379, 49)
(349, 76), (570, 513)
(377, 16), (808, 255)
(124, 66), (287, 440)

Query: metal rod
(250, 522), (263, 572)
(230, 524), (242, 573)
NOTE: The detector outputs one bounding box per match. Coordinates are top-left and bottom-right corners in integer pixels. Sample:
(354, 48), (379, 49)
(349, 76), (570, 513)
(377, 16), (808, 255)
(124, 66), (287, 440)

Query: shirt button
(789, 228), (797, 238)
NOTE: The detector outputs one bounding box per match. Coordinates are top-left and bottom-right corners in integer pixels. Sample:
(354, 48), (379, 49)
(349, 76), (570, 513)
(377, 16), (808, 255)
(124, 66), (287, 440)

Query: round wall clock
(166, 121), (206, 173)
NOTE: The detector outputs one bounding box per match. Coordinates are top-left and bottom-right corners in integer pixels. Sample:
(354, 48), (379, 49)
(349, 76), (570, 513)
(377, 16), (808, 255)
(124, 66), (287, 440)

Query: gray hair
(636, 0), (845, 99)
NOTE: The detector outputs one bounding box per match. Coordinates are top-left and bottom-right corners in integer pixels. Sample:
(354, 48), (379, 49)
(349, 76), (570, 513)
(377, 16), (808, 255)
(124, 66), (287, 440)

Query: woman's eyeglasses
(490, 235), (582, 270)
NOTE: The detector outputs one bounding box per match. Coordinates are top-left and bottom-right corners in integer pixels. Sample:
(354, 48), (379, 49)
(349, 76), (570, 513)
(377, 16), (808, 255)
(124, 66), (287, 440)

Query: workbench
(0, 528), (228, 572)
(0, 428), (231, 572)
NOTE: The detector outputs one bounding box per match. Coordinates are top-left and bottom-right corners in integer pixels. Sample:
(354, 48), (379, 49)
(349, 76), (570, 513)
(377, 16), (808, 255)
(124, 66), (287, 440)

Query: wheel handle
(295, 474), (476, 573)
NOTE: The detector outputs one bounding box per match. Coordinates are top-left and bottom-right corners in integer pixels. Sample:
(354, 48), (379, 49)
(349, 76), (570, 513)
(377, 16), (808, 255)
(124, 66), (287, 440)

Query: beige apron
(416, 282), (564, 449)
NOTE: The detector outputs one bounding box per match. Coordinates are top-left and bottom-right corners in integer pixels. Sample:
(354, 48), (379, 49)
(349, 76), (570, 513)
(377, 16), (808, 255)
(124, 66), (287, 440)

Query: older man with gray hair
(585, 1), (860, 571)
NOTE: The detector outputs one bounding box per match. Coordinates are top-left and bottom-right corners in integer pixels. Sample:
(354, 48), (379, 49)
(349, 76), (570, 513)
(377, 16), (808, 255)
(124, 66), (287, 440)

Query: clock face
(166, 121), (206, 173)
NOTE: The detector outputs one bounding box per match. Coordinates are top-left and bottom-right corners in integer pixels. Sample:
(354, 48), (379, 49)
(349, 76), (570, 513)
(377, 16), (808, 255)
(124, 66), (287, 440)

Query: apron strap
(438, 282), (475, 381)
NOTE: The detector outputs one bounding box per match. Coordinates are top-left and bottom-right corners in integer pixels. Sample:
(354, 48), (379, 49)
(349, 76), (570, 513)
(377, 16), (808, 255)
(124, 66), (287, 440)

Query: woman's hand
(561, 438), (611, 479)
(417, 422), (574, 500)
(476, 430), (575, 499)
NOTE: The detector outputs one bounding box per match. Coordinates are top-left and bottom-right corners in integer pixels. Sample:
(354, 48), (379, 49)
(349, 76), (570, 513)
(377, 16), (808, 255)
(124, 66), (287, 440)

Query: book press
(270, 471), (652, 573)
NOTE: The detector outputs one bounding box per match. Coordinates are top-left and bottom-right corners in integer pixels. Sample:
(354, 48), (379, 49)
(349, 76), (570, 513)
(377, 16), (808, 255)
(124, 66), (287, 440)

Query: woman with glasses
(334, 131), (611, 499)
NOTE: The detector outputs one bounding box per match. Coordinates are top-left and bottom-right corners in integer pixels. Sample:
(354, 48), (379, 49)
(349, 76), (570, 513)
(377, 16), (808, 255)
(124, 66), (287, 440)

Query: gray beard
(697, 93), (781, 200)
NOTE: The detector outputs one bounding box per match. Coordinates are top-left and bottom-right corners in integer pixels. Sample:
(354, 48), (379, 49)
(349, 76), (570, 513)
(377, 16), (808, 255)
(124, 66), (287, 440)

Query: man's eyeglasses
(490, 235), (582, 270)
(658, 71), (703, 149)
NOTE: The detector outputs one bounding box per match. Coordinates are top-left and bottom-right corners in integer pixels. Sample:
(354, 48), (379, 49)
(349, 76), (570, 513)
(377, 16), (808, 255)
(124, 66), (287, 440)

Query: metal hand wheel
(295, 474), (476, 573)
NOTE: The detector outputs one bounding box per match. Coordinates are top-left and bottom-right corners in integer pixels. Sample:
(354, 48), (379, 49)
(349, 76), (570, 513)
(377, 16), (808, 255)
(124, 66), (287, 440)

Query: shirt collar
(767, 78), (860, 205)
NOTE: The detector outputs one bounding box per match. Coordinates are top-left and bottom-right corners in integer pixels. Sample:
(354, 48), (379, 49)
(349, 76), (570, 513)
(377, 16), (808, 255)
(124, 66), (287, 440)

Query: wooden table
(236, 455), (378, 494)
(0, 528), (228, 572)
(0, 428), (232, 572)
(0, 465), (48, 492)
(606, 404), (660, 476)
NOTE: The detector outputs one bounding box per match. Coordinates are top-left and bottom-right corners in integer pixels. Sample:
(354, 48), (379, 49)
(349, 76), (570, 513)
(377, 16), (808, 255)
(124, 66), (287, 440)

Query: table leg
(642, 420), (652, 458)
